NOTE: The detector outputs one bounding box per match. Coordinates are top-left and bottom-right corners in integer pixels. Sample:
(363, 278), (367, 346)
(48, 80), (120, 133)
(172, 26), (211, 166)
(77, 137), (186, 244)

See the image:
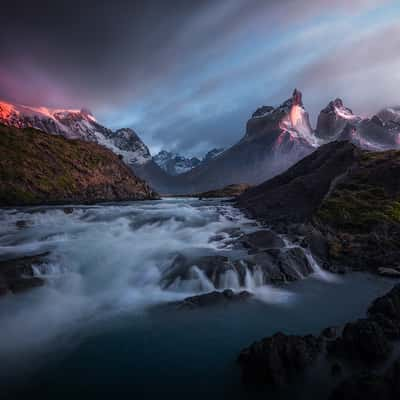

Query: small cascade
(219, 270), (241, 290)
(168, 263), (271, 293)
(190, 266), (215, 292)
(304, 250), (340, 283)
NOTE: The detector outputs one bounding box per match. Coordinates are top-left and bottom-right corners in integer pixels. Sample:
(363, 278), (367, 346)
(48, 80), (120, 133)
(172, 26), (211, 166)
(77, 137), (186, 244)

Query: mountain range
(153, 148), (224, 176)
(1, 90), (400, 195)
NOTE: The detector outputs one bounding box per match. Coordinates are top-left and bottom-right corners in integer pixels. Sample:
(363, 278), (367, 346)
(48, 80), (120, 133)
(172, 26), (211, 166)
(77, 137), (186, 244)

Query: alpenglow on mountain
(0, 101), (153, 166)
(2, 90), (400, 195)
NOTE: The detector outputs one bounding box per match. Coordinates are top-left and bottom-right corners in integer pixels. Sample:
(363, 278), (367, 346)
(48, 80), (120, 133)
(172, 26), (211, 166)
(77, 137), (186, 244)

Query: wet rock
(276, 247), (314, 281)
(368, 284), (400, 320)
(161, 254), (238, 289)
(330, 372), (391, 400)
(241, 230), (285, 251)
(208, 233), (226, 243)
(0, 253), (48, 296)
(328, 319), (392, 363)
(172, 289), (252, 309)
(15, 220), (28, 229)
(63, 207), (74, 214)
(367, 284), (400, 338)
(9, 277), (44, 293)
(330, 358), (400, 400)
(306, 228), (329, 262)
(378, 267), (400, 278)
(251, 252), (286, 283)
(238, 332), (322, 386)
(222, 227), (243, 238)
(250, 247), (314, 283)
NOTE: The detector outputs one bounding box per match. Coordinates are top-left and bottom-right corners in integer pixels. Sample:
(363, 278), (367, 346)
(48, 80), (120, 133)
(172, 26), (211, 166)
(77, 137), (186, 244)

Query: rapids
(0, 198), (397, 399)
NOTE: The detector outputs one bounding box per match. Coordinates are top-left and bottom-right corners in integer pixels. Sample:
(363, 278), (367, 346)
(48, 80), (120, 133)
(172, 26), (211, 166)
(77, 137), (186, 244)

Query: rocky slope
(159, 89), (318, 194)
(0, 124), (158, 205)
(153, 150), (201, 175)
(153, 148), (225, 176)
(238, 141), (400, 274)
(3, 94), (399, 196)
(238, 283), (400, 399)
(315, 98), (400, 150)
(0, 99), (155, 168)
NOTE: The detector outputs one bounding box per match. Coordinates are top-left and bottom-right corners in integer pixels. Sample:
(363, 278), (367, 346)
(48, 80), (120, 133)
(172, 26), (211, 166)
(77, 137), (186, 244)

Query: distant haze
(1, 0), (399, 156)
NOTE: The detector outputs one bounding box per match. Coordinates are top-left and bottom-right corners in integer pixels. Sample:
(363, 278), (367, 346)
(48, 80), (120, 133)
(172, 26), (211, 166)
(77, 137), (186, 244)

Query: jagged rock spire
(292, 89), (303, 106)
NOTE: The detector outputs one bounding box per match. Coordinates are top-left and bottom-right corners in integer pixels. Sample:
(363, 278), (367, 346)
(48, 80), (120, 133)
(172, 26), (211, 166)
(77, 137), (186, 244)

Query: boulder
(328, 319), (392, 363)
(330, 358), (400, 400)
(0, 253), (48, 295)
(161, 255), (236, 289)
(368, 284), (400, 321)
(250, 247), (314, 283)
(238, 332), (322, 386)
(172, 289), (252, 309)
(15, 220), (28, 229)
(241, 230), (285, 251)
(378, 267), (400, 277)
(276, 247), (314, 280)
(250, 252), (286, 283)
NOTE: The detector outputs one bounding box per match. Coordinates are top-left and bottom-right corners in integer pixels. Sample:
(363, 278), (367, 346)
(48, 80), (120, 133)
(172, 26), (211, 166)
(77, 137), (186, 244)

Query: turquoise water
(0, 200), (397, 399)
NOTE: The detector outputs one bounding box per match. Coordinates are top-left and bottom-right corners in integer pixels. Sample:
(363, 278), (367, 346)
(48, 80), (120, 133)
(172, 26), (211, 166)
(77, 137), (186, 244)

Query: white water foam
(0, 199), (333, 366)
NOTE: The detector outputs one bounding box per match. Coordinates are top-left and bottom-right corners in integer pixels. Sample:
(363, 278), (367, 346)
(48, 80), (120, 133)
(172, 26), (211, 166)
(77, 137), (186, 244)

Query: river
(0, 199), (396, 399)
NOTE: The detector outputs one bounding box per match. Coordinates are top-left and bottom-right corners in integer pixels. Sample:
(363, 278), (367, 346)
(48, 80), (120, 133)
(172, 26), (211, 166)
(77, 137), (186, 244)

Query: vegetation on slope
(0, 124), (158, 205)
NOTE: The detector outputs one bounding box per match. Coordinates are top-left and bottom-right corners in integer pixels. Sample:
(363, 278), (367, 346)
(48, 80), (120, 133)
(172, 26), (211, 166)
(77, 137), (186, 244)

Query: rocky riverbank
(237, 141), (400, 276)
(238, 284), (400, 399)
(235, 141), (400, 397)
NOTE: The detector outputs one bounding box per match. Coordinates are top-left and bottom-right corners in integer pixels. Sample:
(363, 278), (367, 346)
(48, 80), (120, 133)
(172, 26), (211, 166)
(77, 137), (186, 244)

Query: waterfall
(304, 250), (340, 283)
(219, 270), (241, 290)
(190, 266), (215, 292)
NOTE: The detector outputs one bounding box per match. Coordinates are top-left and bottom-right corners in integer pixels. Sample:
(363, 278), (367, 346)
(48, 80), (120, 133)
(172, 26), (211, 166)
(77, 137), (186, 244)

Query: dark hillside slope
(0, 124), (158, 206)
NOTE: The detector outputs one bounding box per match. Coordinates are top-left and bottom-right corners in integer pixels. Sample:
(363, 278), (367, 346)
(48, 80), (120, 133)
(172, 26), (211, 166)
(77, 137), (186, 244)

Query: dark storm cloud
(0, 0), (398, 156)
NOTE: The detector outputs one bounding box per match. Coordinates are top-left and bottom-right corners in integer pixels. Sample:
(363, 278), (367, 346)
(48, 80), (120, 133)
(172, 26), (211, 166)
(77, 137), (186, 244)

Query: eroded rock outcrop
(238, 332), (322, 386)
(170, 289), (252, 309)
(237, 284), (400, 394)
(0, 253), (48, 296)
(238, 141), (400, 274)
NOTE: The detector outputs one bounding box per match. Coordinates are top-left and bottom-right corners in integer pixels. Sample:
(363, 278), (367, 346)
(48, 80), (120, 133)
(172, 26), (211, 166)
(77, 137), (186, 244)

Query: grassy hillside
(0, 124), (158, 205)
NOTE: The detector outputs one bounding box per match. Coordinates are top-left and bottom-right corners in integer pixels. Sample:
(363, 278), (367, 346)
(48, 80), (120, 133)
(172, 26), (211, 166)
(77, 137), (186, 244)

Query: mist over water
(0, 199), (286, 368)
(0, 199), (397, 399)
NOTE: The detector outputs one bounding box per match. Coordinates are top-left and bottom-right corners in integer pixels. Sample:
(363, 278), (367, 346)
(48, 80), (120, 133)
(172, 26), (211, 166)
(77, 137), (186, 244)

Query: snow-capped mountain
(156, 89), (318, 194)
(315, 99), (400, 150)
(244, 88), (317, 147)
(316, 98), (360, 141)
(0, 100), (152, 166)
(377, 106), (400, 125)
(153, 148), (225, 175)
(3, 91), (400, 195)
(202, 148), (225, 163)
(153, 151), (201, 175)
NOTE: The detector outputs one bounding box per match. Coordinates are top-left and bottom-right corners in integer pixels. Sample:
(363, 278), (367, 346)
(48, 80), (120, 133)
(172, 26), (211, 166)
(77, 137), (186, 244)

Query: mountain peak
(292, 88), (303, 106)
(316, 98), (359, 141)
(0, 99), (152, 166)
(153, 150), (201, 175)
(278, 89), (317, 146)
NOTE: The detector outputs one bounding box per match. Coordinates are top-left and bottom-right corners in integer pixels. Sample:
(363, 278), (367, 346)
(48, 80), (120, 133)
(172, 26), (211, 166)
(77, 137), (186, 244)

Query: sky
(1, 0), (399, 156)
